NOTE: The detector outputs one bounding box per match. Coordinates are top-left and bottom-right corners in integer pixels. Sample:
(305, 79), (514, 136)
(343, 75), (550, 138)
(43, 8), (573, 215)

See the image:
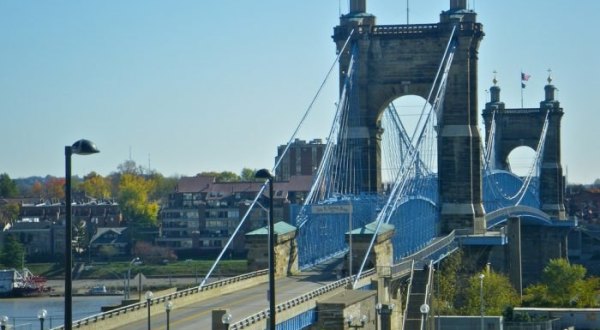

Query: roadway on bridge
(122, 265), (341, 329)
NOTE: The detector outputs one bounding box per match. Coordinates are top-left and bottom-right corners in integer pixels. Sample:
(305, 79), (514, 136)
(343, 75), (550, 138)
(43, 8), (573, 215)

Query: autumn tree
(134, 241), (176, 264)
(30, 181), (43, 198)
(118, 173), (159, 227)
(117, 160), (145, 175)
(462, 270), (520, 316)
(0, 173), (18, 198)
(80, 172), (111, 199)
(44, 177), (65, 200)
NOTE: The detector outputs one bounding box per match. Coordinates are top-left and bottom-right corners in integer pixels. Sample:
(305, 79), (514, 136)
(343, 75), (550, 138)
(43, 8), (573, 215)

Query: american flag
(521, 72), (531, 81)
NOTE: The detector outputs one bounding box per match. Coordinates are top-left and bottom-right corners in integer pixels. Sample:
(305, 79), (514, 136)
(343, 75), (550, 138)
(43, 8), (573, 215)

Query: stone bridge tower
(482, 77), (566, 219)
(333, 0), (486, 234)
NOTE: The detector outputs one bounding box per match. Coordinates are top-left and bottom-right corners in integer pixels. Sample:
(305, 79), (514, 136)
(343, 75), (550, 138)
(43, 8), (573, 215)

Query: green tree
(0, 173), (18, 198)
(462, 270), (520, 315)
(0, 203), (20, 226)
(199, 171), (241, 183)
(118, 173), (159, 226)
(1, 235), (25, 268)
(147, 173), (178, 202)
(240, 168), (257, 181)
(523, 258), (599, 307)
(433, 250), (463, 314)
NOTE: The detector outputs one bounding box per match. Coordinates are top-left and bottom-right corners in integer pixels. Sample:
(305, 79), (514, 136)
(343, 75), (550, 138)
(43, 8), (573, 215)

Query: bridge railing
(371, 24), (439, 35)
(402, 260), (415, 330)
(56, 269), (269, 330)
(230, 269), (377, 330)
(403, 230), (457, 268)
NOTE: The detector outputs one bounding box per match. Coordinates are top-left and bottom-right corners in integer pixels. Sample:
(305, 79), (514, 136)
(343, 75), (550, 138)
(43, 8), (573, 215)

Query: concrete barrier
(230, 269), (377, 330)
(51, 270), (269, 330)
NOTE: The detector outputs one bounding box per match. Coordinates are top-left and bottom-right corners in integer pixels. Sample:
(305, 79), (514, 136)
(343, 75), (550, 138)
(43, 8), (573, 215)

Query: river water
(0, 296), (123, 329)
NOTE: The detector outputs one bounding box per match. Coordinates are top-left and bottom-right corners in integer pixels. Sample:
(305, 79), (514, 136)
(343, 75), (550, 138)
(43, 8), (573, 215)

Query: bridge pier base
(245, 222), (298, 277)
(315, 290), (377, 330)
(345, 222), (395, 276)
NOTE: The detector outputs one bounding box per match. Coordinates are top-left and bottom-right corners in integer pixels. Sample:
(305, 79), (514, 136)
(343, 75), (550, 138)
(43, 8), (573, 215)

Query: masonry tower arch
(333, 0), (486, 233)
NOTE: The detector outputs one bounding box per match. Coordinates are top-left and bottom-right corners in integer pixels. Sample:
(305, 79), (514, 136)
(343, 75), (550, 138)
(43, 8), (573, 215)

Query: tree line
(433, 251), (600, 317)
(0, 161), (258, 228)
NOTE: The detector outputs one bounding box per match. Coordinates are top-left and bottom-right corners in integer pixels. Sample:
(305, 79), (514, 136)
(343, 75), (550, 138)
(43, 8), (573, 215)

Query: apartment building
(157, 174), (312, 256)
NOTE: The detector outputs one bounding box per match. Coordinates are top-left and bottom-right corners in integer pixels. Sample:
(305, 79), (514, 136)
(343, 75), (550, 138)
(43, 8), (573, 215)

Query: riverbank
(45, 276), (203, 296)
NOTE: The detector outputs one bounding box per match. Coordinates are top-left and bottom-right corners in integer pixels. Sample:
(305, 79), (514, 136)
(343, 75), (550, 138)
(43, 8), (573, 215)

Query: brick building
(157, 174), (312, 257)
(275, 139), (325, 181)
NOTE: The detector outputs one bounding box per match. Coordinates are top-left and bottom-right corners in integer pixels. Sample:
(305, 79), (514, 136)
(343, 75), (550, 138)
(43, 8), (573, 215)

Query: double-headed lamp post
(65, 139), (99, 330)
(255, 169), (275, 330)
(37, 309), (47, 330)
(346, 314), (368, 329)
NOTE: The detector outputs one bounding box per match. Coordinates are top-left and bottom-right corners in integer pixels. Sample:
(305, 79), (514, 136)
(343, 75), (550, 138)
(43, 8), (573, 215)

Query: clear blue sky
(1, 1), (598, 184)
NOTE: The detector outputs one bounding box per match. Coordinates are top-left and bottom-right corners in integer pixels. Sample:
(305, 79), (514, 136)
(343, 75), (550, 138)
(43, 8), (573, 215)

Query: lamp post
(65, 139), (99, 330)
(345, 314), (367, 329)
(479, 273), (485, 330)
(255, 169), (275, 330)
(0, 315), (9, 330)
(420, 304), (430, 330)
(221, 312), (232, 330)
(145, 291), (153, 330)
(164, 301), (173, 330)
(127, 257), (141, 300)
(37, 309), (47, 330)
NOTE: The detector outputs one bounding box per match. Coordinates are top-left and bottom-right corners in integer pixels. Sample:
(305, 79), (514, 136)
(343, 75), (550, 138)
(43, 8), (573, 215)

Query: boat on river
(0, 268), (50, 297)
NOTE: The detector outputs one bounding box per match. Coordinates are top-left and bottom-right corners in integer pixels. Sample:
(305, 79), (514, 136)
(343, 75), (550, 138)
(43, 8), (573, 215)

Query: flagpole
(520, 71), (524, 108)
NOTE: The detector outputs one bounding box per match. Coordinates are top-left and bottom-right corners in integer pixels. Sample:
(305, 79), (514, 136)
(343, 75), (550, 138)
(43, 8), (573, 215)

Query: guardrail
(230, 269), (377, 330)
(402, 260), (415, 330)
(53, 270), (268, 330)
(420, 260), (435, 330)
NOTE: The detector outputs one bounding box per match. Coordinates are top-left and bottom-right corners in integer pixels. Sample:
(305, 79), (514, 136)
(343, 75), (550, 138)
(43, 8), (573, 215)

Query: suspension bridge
(59, 1), (576, 329)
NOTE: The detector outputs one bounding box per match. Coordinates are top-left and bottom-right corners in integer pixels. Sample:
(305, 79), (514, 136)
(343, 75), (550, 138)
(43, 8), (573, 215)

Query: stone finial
(492, 70), (498, 86)
(547, 68), (553, 84)
(349, 0), (366, 13)
(450, 0), (467, 10)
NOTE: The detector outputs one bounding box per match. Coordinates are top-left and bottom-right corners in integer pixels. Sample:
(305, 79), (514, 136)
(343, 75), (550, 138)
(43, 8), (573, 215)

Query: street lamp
(221, 312), (232, 330)
(65, 139), (99, 330)
(145, 291), (154, 330)
(376, 303), (395, 330)
(0, 316), (8, 330)
(127, 257), (141, 300)
(479, 273), (485, 330)
(37, 309), (47, 330)
(164, 301), (173, 330)
(255, 168), (275, 330)
(420, 304), (430, 330)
